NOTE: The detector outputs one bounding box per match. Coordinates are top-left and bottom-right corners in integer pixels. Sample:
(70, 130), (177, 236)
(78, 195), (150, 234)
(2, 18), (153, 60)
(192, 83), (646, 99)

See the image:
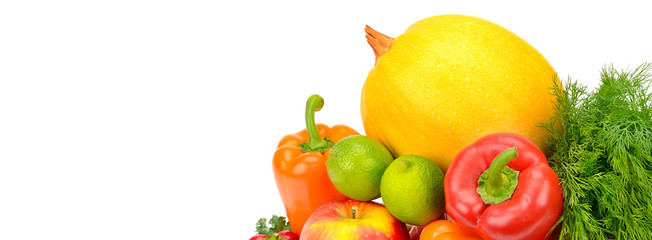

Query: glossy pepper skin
(444, 133), (563, 240)
(249, 231), (299, 240)
(420, 220), (481, 240)
(273, 94), (359, 236)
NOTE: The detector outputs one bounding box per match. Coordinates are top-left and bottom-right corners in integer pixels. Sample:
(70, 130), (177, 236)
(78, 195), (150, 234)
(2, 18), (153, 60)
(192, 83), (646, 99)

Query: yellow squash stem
(365, 25), (394, 65)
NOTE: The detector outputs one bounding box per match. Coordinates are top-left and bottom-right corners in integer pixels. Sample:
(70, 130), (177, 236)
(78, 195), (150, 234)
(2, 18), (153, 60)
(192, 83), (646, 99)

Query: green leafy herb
(542, 63), (652, 240)
(255, 215), (292, 236)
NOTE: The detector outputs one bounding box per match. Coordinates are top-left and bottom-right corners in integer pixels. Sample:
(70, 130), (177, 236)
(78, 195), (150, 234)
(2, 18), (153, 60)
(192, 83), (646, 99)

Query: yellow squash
(361, 15), (560, 172)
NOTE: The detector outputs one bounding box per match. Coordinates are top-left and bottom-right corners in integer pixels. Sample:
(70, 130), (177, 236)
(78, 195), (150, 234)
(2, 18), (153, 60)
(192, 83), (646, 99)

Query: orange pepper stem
(300, 94), (334, 153)
(476, 147), (519, 204)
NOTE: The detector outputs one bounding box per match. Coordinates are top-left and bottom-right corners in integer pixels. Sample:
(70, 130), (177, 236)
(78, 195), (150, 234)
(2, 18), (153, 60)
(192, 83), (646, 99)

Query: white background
(1, 0), (651, 239)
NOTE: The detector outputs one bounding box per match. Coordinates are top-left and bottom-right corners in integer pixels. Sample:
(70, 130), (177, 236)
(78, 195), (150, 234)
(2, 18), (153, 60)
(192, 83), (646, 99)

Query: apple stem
(351, 206), (358, 219)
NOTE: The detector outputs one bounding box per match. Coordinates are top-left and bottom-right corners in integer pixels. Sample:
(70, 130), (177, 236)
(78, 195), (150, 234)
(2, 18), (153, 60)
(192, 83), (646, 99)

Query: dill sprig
(542, 63), (652, 240)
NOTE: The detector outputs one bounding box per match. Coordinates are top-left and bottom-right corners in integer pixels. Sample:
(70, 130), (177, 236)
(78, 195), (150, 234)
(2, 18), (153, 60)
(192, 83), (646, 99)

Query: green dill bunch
(542, 62), (652, 240)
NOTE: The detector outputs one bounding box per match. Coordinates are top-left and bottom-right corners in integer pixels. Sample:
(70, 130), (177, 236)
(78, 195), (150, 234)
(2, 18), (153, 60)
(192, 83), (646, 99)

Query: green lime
(380, 155), (445, 225)
(326, 135), (394, 201)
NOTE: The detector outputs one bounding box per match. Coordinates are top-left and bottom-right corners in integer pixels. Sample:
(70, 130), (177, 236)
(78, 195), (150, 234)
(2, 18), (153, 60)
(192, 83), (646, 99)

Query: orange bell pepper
(272, 94), (359, 235)
(420, 220), (480, 240)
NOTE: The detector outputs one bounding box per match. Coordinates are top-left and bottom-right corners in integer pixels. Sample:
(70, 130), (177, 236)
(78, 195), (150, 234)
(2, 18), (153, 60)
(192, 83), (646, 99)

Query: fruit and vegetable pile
(250, 15), (652, 240)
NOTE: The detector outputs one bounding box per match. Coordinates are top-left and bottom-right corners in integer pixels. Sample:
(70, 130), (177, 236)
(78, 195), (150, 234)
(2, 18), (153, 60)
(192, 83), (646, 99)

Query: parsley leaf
(255, 215), (292, 236)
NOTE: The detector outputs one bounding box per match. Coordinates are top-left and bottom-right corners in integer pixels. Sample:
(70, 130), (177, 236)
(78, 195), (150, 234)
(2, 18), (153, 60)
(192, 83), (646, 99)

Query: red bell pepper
(444, 133), (563, 240)
(249, 231), (299, 240)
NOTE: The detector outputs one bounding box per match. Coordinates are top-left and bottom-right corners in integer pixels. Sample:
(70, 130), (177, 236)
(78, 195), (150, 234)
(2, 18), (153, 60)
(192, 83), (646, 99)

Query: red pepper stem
(477, 147), (520, 204)
(300, 94), (334, 153)
(487, 147), (517, 194)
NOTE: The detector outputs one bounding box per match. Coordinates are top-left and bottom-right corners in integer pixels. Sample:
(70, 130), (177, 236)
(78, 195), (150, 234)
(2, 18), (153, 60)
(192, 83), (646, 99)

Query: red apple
(300, 200), (410, 240)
